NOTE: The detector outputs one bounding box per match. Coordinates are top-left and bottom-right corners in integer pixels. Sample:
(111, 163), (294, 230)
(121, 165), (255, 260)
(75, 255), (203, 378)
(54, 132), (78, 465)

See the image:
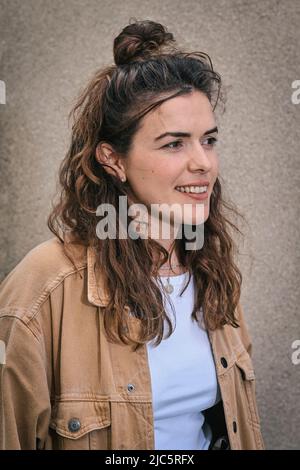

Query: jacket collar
(87, 245), (110, 307)
(63, 231), (110, 308)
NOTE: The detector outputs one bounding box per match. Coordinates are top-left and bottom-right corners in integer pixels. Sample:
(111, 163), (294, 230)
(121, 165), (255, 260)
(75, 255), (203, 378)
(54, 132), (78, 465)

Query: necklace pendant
(164, 280), (174, 294)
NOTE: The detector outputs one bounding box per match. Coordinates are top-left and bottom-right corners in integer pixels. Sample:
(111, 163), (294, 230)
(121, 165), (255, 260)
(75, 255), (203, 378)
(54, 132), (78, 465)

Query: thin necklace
(164, 276), (175, 294)
(157, 263), (186, 294)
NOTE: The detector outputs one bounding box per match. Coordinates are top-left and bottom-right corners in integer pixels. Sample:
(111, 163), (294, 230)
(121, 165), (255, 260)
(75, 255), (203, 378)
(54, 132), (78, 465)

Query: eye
(201, 136), (218, 147)
(163, 140), (184, 150)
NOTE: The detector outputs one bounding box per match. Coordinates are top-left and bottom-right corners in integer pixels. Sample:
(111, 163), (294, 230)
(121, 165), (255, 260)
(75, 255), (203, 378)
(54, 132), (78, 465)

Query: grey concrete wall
(0, 0), (299, 450)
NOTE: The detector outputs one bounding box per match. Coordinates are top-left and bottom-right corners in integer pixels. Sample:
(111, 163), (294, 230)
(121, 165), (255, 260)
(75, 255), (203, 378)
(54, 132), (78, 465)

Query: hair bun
(113, 19), (177, 66)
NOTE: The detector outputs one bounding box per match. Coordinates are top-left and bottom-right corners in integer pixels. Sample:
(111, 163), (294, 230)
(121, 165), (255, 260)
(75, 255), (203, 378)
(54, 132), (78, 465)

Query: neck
(148, 216), (181, 266)
(129, 200), (184, 274)
(150, 220), (187, 277)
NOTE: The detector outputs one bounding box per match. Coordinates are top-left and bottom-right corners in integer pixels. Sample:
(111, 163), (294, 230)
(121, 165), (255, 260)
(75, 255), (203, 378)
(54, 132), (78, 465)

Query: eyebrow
(154, 126), (218, 141)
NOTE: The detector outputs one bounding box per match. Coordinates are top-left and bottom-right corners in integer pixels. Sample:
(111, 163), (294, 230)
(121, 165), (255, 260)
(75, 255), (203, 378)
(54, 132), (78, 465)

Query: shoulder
(0, 236), (87, 321)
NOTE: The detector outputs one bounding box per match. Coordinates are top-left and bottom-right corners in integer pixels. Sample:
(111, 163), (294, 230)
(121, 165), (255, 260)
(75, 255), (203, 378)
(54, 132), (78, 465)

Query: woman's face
(123, 89), (219, 227)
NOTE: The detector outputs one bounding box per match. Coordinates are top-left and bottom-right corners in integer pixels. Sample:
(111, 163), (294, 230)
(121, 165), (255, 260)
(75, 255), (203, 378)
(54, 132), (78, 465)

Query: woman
(0, 19), (264, 450)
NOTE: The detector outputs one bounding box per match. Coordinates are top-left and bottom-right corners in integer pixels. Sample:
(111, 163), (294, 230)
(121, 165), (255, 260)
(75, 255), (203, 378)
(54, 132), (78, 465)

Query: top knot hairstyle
(113, 20), (178, 65)
(48, 18), (245, 350)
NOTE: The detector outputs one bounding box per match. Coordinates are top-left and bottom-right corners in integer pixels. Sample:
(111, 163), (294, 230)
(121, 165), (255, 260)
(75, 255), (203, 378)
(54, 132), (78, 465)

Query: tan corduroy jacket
(0, 235), (265, 450)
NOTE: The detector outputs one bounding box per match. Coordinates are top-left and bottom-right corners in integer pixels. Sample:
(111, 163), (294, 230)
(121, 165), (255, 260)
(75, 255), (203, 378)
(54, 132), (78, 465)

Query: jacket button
(127, 383), (135, 392)
(233, 421), (237, 433)
(68, 418), (81, 432)
(220, 357), (228, 368)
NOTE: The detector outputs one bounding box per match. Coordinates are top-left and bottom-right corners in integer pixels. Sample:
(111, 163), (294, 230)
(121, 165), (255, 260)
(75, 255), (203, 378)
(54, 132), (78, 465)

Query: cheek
(148, 165), (177, 186)
(127, 164), (155, 188)
(160, 159), (186, 181)
(212, 153), (219, 178)
(132, 149), (182, 182)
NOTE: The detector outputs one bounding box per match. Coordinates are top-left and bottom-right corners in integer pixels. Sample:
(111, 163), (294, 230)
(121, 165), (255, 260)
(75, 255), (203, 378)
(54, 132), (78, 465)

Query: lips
(175, 188), (209, 201)
(174, 180), (210, 200)
(175, 180), (210, 188)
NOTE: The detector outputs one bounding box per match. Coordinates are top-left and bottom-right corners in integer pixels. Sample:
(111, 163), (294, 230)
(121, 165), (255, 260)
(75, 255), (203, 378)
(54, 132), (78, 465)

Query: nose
(187, 142), (212, 173)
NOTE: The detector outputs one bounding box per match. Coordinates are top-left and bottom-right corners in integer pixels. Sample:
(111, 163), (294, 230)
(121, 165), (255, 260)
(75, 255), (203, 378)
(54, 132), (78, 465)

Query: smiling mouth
(174, 185), (209, 192)
(174, 186), (209, 201)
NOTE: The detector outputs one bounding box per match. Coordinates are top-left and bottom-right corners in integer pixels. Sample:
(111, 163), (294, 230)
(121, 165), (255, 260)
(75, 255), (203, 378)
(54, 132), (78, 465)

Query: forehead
(137, 90), (215, 139)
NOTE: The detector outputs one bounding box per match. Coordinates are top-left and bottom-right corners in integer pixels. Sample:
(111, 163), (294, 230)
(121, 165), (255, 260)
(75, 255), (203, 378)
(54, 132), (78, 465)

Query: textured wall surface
(0, 0), (299, 450)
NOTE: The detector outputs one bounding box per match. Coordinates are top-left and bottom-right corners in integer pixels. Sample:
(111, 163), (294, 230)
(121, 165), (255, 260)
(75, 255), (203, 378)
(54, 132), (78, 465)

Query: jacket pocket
(234, 349), (261, 426)
(49, 400), (111, 450)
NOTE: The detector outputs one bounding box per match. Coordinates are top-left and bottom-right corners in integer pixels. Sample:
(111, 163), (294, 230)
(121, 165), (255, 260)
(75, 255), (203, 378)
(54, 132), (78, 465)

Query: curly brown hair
(48, 18), (245, 350)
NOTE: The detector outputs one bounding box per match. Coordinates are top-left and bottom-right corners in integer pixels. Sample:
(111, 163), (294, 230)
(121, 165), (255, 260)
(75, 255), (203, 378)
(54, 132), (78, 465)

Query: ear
(95, 142), (126, 181)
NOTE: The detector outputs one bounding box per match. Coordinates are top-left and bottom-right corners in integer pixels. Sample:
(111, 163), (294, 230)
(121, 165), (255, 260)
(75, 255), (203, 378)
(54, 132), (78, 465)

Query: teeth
(175, 185), (208, 194)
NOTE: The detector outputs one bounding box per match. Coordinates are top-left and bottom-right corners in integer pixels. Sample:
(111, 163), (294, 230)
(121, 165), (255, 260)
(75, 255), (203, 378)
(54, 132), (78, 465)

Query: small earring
(121, 176), (126, 182)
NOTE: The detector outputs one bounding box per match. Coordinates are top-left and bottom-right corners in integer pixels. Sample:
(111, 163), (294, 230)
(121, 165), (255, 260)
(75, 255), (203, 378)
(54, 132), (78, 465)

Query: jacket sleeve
(0, 315), (51, 449)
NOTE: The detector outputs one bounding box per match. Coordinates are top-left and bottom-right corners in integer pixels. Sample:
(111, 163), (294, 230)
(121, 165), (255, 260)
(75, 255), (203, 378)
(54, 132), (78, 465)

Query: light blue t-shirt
(147, 271), (221, 450)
